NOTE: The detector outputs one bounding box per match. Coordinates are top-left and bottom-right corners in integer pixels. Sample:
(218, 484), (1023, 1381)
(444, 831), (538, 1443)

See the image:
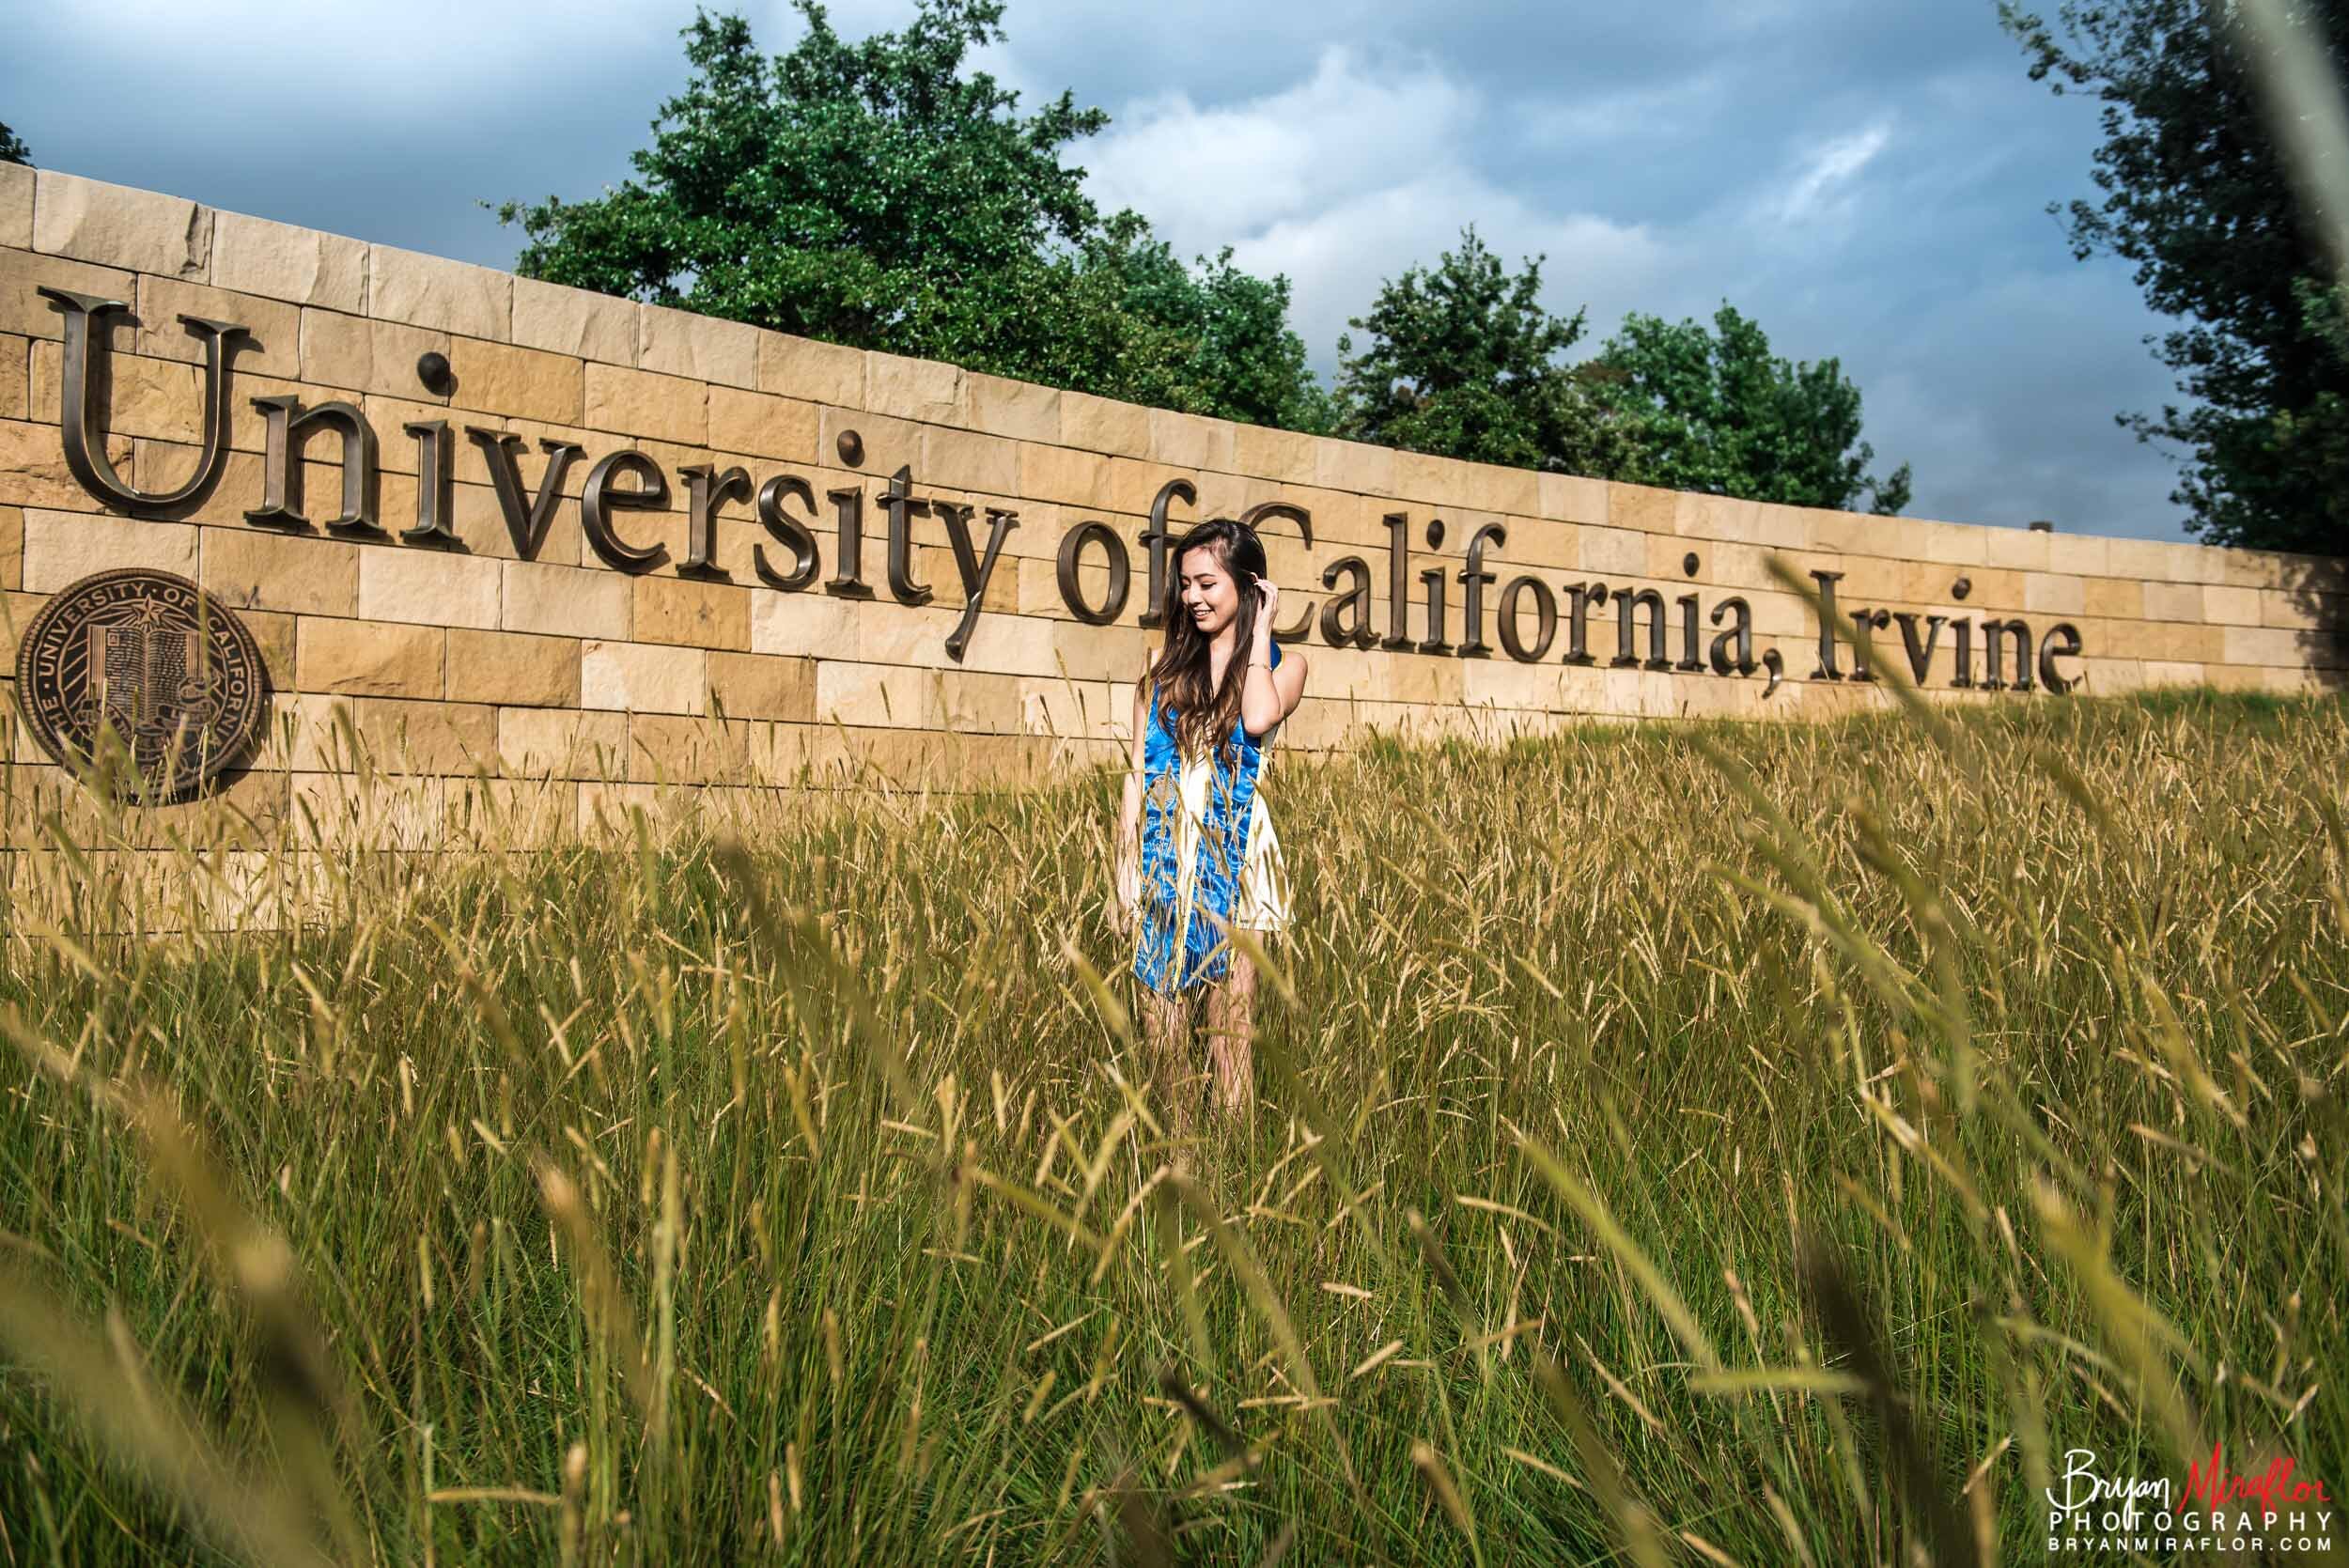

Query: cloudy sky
(7, 0), (2199, 539)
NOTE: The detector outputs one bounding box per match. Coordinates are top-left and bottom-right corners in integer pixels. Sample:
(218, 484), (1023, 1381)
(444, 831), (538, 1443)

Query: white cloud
(1765, 117), (1894, 233)
(1080, 45), (1678, 367)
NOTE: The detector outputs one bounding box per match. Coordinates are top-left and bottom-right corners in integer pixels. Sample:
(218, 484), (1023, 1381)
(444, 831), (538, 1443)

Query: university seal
(13, 569), (270, 804)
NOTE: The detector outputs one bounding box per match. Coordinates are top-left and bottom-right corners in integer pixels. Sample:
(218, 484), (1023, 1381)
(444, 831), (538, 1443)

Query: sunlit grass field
(1, 687), (2343, 1566)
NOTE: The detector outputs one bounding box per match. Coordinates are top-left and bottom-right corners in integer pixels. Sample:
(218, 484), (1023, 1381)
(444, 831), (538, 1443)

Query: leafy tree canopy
(0, 122), (29, 167)
(1330, 225), (1641, 477)
(2002, 0), (2349, 554)
(499, 2), (1327, 430)
(1589, 302), (1913, 515)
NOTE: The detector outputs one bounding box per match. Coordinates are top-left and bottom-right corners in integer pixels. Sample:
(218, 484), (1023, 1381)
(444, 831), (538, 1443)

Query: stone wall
(2, 168), (2343, 859)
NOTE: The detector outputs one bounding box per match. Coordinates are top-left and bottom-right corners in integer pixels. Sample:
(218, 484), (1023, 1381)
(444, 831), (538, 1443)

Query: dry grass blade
(1517, 1132), (1720, 1372)
(0, 1267), (334, 1567)
(1795, 1228), (1975, 1568)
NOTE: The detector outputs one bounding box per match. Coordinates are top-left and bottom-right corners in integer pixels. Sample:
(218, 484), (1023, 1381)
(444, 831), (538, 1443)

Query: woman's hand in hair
(1252, 572), (1279, 625)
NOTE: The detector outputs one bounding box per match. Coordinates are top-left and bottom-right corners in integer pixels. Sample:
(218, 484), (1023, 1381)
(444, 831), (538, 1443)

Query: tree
(1588, 303), (1913, 514)
(0, 122), (29, 166)
(1330, 225), (1641, 475)
(498, 3), (1326, 430)
(2001, 0), (2349, 554)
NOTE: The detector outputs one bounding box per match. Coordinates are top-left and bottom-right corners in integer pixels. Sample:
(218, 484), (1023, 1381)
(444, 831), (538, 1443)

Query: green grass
(1, 689), (2343, 1566)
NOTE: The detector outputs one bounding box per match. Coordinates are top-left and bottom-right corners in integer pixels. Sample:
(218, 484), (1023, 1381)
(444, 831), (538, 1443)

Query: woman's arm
(1240, 584), (1308, 737)
(1114, 657), (1149, 927)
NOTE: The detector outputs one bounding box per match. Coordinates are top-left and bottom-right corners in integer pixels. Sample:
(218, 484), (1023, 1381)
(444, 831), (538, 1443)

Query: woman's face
(1177, 545), (1245, 637)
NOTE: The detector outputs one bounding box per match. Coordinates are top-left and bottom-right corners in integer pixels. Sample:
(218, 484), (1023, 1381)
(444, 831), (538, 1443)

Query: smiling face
(1177, 542), (1244, 639)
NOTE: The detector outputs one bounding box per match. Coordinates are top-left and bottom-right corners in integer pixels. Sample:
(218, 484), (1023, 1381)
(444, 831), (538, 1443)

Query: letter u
(39, 287), (246, 511)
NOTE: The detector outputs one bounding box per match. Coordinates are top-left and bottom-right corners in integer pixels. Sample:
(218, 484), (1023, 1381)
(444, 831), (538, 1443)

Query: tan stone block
(2180, 622), (2230, 661)
(1670, 492), (1756, 545)
(818, 404), (918, 474)
(751, 587), (860, 657)
(2106, 537), (2170, 580)
(1608, 482), (1678, 537)
(1058, 390), (1146, 458)
(705, 385), (817, 463)
(2224, 625), (2310, 666)
(1385, 448), (1455, 506)
(921, 425), (1018, 494)
(498, 706), (628, 778)
(201, 527), (359, 617)
(136, 275), (302, 380)
(238, 606), (296, 689)
(0, 503), (18, 589)
(445, 338), (583, 426)
(817, 660), (944, 728)
(936, 667), (1023, 733)
(2261, 587), (2341, 631)
(503, 559), (629, 639)
(1912, 520), (1988, 566)
(2139, 581), (2203, 620)
(1578, 526), (1646, 577)
(0, 333), (23, 422)
(583, 363), (705, 445)
(2081, 578), (2141, 619)
(1219, 422), (1308, 487)
(509, 276), (635, 365)
(1314, 435), (1393, 495)
(2043, 533), (2109, 576)
(1018, 442), (1108, 506)
(356, 544), (501, 629)
(450, 474), (585, 568)
(21, 508), (195, 591)
(301, 310), (450, 401)
(291, 694), (493, 774)
(444, 628), (579, 707)
(208, 210), (366, 312)
(1806, 509), (1875, 555)
(581, 639), (707, 713)
(2201, 583), (2262, 625)
(1896, 561), (2005, 606)
(636, 303), (759, 388)
(296, 616), (444, 698)
(867, 350), (963, 423)
(758, 332), (863, 405)
(706, 648), (816, 721)
(29, 340), (204, 446)
(33, 171), (211, 280)
(1984, 525), (2051, 571)
(966, 372), (1059, 443)
(633, 574), (750, 650)
(623, 712), (735, 784)
(1532, 473), (1604, 524)
(2023, 573), (2085, 615)
(367, 243), (508, 341)
(0, 246), (134, 343)
(1143, 409), (1232, 473)
(1097, 455), (1185, 518)
(0, 163), (29, 252)
(1463, 461), (1539, 517)
(443, 776), (578, 846)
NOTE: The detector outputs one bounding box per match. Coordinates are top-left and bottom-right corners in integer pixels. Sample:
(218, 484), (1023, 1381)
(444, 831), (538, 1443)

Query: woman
(1112, 518), (1309, 1146)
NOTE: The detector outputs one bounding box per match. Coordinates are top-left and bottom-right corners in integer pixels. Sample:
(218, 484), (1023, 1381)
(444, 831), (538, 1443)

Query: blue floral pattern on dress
(1132, 642), (1282, 996)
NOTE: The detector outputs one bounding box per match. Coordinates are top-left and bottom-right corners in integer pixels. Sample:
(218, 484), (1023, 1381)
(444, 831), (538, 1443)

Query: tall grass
(0, 689), (2343, 1565)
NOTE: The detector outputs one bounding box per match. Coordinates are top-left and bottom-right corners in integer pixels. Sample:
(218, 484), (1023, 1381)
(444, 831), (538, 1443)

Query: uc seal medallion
(13, 569), (270, 804)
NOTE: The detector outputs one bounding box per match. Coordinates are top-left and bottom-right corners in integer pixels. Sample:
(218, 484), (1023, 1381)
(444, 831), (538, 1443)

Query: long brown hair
(1144, 519), (1269, 770)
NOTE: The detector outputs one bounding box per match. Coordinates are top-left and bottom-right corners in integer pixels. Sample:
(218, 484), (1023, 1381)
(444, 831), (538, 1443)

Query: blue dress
(1130, 642), (1293, 996)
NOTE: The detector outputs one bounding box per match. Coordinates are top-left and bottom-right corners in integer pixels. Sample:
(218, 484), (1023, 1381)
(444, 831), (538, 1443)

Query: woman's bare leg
(1204, 947), (1257, 1126)
(1140, 982), (1198, 1153)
